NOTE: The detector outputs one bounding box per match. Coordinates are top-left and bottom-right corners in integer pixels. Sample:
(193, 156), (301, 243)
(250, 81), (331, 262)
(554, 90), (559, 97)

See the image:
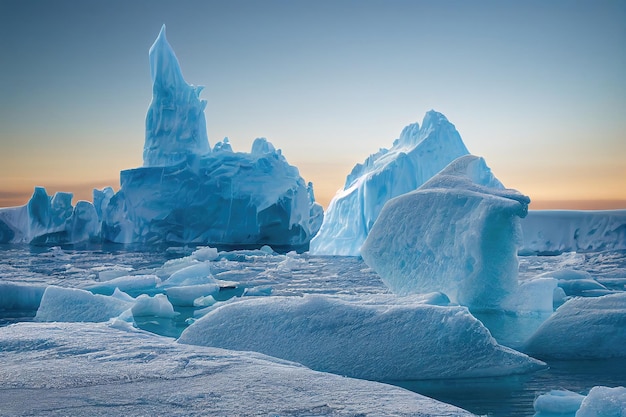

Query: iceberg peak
(143, 24), (211, 167)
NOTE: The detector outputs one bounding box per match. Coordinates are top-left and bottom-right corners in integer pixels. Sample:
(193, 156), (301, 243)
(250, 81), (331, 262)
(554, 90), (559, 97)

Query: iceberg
(0, 187), (100, 245)
(310, 110), (469, 256)
(525, 292), (626, 359)
(101, 27), (322, 248)
(533, 386), (626, 417)
(361, 155), (532, 310)
(178, 294), (545, 380)
(520, 209), (626, 255)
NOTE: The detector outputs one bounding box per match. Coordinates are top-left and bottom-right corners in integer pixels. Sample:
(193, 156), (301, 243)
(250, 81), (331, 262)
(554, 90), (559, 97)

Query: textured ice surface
(179, 294), (545, 380)
(525, 292), (626, 359)
(0, 322), (477, 416)
(0, 187), (99, 244)
(35, 286), (132, 323)
(310, 110), (469, 256)
(520, 210), (626, 255)
(361, 155), (532, 310)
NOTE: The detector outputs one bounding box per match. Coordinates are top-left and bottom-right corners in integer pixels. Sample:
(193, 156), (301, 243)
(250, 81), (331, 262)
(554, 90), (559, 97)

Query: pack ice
(0, 25), (323, 248)
(361, 155), (535, 310)
(309, 110), (469, 256)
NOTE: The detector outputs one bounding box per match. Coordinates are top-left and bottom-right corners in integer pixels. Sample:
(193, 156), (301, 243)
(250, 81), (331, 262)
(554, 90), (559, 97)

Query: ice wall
(143, 25), (210, 167)
(520, 209), (626, 254)
(361, 155), (531, 310)
(309, 111), (469, 256)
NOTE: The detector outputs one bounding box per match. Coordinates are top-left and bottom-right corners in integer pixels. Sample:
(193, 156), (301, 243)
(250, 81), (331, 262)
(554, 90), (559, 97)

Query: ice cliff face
(143, 25), (211, 167)
(309, 111), (469, 256)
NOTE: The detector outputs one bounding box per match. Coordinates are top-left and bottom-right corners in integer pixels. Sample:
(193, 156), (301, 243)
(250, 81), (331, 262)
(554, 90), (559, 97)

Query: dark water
(392, 359), (626, 416)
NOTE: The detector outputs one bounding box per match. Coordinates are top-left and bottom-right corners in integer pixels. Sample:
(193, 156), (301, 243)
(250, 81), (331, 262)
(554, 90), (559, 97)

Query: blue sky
(1, 0), (624, 208)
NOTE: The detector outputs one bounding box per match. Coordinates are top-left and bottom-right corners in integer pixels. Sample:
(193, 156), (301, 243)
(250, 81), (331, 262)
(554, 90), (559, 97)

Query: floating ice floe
(525, 292), (626, 360)
(178, 294), (545, 380)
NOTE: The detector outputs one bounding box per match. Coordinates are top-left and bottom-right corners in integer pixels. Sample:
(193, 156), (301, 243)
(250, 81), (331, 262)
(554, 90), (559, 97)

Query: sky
(0, 0), (624, 210)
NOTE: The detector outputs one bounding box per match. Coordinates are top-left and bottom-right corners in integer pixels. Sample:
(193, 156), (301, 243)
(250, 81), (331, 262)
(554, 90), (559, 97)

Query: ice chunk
(165, 283), (220, 306)
(190, 246), (219, 261)
(310, 110), (470, 256)
(143, 25), (210, 167)
(131, 294), (176, 318)
(533, 389), (585, 416)
(86, 274), (161, 297)
(525, 292), (626, 359)
(501, 277), (558, 314)
(179, 295), (545, 380)
(576, 386), (626, 417)
(520, 210), (626, 255)
(161, 262), (215, 287)
(361, 155), (530, 310)
(35, 286), (132, 322)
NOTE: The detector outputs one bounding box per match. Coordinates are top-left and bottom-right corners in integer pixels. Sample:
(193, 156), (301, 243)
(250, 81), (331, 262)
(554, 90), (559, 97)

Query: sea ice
(576, 386), (626, 417)
(525, 292), (626, 359)
(361, 155), (532, 310)
(310, 110), (469, 256)
(131, 294), (177, 318)
(178, 294), (545, 380)
(533, 389), (585, 416)
(520, 210), (626, 255)
(0, 321), (477, 416)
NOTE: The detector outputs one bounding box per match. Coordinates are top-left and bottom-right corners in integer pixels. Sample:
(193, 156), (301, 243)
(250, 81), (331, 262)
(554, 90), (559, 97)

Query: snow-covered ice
(310, 110), (469, 256)
(533, 386), (626, 417)
(0, 321), (477, 417)
(361, 155), (533, 310)
(179, 294), (545, 380)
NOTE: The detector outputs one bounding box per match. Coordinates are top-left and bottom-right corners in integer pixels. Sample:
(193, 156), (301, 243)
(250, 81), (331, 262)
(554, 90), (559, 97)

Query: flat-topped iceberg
(361, 155), (532, 310)
(520, 209), (626, 255)
(310, 110), (469, 256)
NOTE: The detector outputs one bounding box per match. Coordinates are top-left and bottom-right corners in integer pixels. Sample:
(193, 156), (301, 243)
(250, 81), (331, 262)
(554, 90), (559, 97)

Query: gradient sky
(1, 0), (625, 209)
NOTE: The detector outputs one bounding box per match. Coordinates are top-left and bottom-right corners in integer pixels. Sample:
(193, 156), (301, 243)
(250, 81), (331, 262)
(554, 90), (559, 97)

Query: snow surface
(520, 209), (626, 255)
(525, 292), (626, 360)
(310, 110), (469, 256)
(361, 155), (533, 310)
(0, 321), (477, 417)
(179, 294), (545, 380)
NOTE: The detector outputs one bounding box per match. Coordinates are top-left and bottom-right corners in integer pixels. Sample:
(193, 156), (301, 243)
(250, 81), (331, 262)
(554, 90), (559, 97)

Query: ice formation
(143, 25), (211, 167)
(178, 294), (545, 380)
(0, 322), (477, 416)
(0, 26), (323, 249)
(361, 155), (532, 310)
(0, 187), (100, 244)
(520, 209), (626, 254)
(525, 292), (626, 359)
(310, 110), (469, 256)
(533, 390), (586, 416)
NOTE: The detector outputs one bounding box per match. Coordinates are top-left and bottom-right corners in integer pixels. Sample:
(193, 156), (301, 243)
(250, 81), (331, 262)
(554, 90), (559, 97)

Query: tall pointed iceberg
(309, 111), (469, 256)
(143, 25), (210, 167)
(101, 26), (323, 248)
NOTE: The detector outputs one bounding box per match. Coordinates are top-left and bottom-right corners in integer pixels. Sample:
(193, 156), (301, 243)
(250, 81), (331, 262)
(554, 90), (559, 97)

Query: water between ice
(1, 244), (625, 417)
